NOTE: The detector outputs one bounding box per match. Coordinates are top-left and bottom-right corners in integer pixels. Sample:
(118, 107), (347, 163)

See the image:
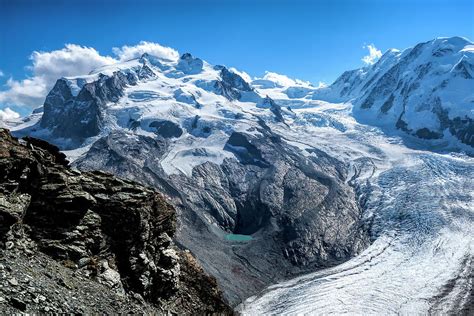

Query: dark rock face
(224, 132), (270, 168)
(220, 67), (253, 92)
(415, 127), (443, 140)
(0, 129), (231, 314)
(453, 58), (474, 79)
(433, 98), (474, 147)
(448, 116), (474, 146)
(260, 96), (286, 124)
(40, 64), (155, 141)
(149, 120), (183, 138)
(214, 66), (253, 100)
(74, 126), (369, 305)
(177, 53), (204, 74)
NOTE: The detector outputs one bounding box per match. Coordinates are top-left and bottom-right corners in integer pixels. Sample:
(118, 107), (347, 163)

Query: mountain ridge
(312, 36), (474, 148)
(7, 36), (473, 152)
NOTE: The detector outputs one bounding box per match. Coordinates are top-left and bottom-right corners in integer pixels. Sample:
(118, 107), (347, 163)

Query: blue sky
(0, 0), (473, 115)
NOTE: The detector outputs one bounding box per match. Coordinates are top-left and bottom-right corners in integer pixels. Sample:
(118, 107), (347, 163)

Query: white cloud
(0, 42), (179, 111)
(0, 44), (115, 109)
(262, 71), (312, 87)
(0, 70), (4, 77)
(362, 44), (382, 65)
(31, 44), (116, 83)
(0, 107), (20, 120)
(0, 77), (48, 109)
(113, 41), (179, 62)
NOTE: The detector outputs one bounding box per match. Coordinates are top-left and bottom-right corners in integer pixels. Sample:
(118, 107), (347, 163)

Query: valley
(2, 36), (473, 313)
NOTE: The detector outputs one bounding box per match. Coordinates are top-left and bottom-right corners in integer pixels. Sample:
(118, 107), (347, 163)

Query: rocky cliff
(0, 128), (231, 314)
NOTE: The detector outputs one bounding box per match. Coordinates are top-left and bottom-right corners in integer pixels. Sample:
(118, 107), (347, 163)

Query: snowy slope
(13, 37), (474, 153)
(309, 37), (474, 148)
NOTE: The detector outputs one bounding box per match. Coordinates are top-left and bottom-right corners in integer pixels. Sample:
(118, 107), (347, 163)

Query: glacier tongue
(238, 104), (474, 315)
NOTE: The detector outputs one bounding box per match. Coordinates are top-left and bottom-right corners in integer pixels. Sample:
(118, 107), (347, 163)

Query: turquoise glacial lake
(225, 234), (253, 242)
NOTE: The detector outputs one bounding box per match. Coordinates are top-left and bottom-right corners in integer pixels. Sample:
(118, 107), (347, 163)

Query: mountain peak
(180, 52), (193, 60)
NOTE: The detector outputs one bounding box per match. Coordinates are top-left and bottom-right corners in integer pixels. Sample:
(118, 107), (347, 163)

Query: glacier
(238, 102), (474, 314)
(5, 36), (474, 312)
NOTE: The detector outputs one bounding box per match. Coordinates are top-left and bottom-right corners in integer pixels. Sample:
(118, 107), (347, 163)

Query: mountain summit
(313, 37), (474, 147)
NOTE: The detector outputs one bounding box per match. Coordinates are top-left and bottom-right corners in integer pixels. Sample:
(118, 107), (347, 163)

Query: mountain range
(2, 36), (473, 314)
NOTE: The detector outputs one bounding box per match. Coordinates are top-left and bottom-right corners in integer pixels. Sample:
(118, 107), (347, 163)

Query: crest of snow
(160, 136), (235, 177)
(362, 44), (382, 65)
(87, 59), (143, 77)
(0, 107), (20, 120)
(461, 44), (474, 53)
(260, 71), (312, 87)
(229, 67), (252, 83)
(316, 81), (328, 88)
(113, 41), (179, 62)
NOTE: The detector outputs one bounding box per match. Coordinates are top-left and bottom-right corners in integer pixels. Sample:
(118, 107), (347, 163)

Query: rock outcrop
(40, 62), (156, 142)
(0, 129), (231, 314)
(213, 66), (254, 100)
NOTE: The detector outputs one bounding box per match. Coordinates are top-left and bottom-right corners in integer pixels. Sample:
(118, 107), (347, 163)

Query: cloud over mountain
(362, 44), (382, 65)
(0, 42), (179, 110)
(113, 41), (179, 62)
(0, 107), (20, 120)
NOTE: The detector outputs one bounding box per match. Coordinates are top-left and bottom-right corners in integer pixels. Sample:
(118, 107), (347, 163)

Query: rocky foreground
(0, 128), (231, 314)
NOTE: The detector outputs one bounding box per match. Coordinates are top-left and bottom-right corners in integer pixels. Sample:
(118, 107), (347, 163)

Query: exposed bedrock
(75, 124), (370, 305)
(0, 129), (231, 314)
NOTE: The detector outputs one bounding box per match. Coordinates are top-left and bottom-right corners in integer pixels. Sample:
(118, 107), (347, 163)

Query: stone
(99, 262), (122, 288)
(78, 257), (91, 268)
(132, 293), (146, 305)
(8, 278), (18, 286)
(9, 297), (27, 311)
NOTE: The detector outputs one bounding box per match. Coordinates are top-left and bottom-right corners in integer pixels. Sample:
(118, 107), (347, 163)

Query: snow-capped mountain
(311, 37), (474, 148)
(8, 37), (474, 312)
(13, 49), (369, 304)
(13, 36), (474, 152)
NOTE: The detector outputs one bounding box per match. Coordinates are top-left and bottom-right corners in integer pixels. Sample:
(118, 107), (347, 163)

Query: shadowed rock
(0, 128), (231, 314)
